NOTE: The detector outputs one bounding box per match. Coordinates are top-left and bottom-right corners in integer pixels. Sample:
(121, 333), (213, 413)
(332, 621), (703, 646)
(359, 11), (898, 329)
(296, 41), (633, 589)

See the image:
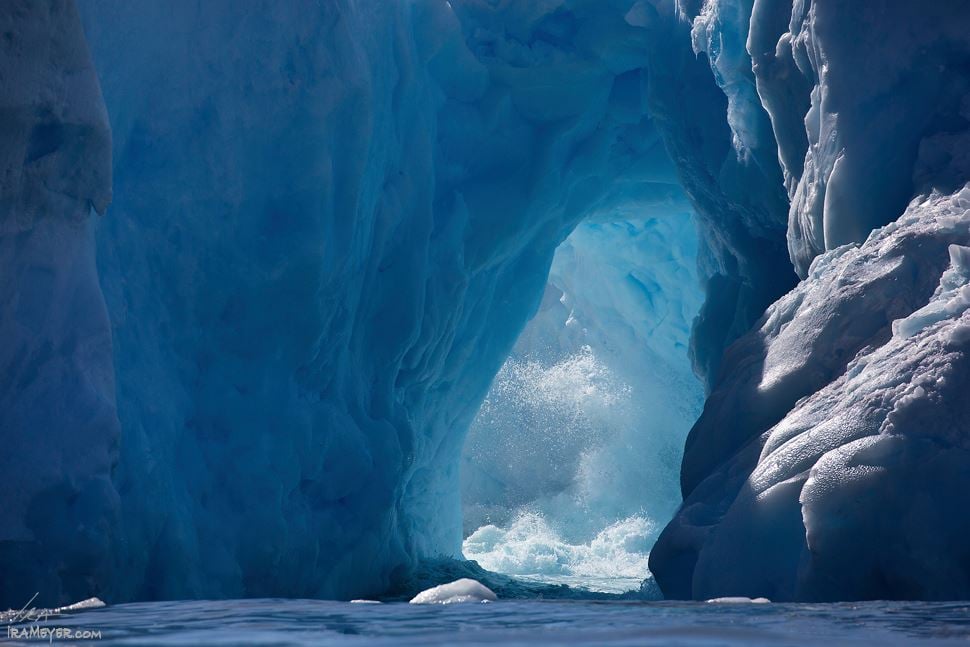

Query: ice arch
(24, 0), (970, 606)
(1, 0), (795, 606)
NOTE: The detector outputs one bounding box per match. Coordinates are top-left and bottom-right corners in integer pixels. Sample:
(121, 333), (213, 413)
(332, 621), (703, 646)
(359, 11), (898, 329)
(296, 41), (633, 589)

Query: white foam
(463, 513), (656, 594)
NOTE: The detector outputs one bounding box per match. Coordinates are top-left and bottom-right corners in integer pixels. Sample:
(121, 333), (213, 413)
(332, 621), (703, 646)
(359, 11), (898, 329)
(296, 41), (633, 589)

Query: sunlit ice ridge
(3, 0), (970, 608)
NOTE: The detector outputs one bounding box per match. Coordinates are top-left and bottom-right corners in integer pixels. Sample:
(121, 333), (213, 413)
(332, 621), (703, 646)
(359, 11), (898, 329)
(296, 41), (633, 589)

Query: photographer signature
(1, 593), (62, 625)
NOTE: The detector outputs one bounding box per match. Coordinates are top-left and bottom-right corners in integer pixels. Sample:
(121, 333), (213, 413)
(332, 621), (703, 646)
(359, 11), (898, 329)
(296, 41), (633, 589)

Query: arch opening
(460, 209), (706, 594)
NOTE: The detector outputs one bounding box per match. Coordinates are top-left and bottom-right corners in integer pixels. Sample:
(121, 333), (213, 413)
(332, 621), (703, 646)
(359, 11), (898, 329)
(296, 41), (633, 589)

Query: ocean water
(6, 598), (969, 646)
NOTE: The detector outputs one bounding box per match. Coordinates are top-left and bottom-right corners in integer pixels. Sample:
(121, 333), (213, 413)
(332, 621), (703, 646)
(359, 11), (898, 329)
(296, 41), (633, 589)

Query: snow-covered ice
(653, 187), (970, 600)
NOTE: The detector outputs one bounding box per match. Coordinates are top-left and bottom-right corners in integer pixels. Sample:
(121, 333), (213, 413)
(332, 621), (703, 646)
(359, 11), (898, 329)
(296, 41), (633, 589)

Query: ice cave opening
(459, 208), (705, 595)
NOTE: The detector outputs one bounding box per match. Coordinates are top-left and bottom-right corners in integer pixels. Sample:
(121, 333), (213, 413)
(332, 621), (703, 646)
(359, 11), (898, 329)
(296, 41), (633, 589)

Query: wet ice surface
(6, 599), (969, 646)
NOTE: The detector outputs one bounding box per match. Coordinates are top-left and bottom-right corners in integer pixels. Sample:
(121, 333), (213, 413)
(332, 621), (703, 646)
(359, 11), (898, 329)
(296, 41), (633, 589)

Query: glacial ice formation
(0, 1), (118, 607)
(695, 0), (970, 275)
(4, 0), (970, 607)
(654, 188), (970, 600)
(49, 0), (761, 604)
(651, 0), (970, 601)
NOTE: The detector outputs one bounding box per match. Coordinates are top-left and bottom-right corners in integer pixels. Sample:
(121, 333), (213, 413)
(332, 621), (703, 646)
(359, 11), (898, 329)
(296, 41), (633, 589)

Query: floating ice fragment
(409, 579), (497, 605)
(56, 598), (106, 613)
(706, 597), (771, 604)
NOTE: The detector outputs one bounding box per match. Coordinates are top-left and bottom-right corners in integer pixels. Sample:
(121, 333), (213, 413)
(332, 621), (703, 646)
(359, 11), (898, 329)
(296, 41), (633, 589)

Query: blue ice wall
(60, 0), (748, 603)
(0, 2), (117, 606)
(0, 0), (805, 606)
(691, 0), (970, 276)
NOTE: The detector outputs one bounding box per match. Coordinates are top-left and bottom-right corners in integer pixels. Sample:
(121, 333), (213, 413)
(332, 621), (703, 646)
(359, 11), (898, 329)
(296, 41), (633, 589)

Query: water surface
(6, 598), (969, 645)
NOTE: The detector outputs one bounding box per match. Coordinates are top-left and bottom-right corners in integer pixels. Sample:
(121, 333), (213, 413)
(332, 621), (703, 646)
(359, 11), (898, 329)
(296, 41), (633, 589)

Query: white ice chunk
(55, 598), (106, 613)
(893, 245), (970, 339)
(409, 579), (497, 605)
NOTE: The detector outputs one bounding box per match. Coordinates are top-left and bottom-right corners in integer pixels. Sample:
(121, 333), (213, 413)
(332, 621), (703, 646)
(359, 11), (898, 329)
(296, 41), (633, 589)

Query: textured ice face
(653, 187), (970, 600)
(748, 0), (970, 275)
(649, 0), (970, 601)
(687, 0), (970, 275)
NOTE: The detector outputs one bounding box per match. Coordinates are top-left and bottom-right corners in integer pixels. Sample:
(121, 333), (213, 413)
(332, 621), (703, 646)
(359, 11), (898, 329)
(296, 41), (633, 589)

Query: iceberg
(745, 0), (970, 274)
(706, 597), (770, 605)
(3, 0), (970, 607)
(650, 0), (970, 601)
(653, 188), (970, 600)
(60, 0), (755, 604)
